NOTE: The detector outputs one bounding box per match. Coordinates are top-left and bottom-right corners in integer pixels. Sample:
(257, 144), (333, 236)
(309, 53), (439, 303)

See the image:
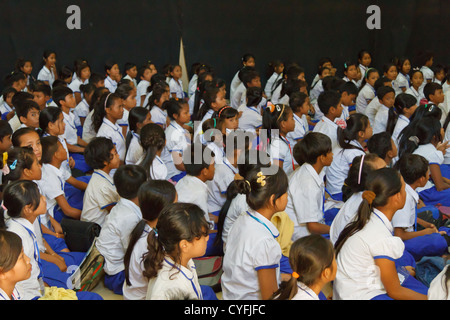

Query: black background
(1, 0), (449, 97)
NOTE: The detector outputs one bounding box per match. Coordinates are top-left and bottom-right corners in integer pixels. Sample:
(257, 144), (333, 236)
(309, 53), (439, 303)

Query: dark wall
(1, 1), (448, 96)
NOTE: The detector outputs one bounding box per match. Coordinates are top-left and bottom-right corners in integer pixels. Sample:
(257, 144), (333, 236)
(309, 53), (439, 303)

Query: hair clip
(408, 136), (419, 146)
(153, 228), (159, 238)
(1, 203), (6, 211)
(257, 172), (266, 187)
(9, 160), (17, 171)
(104, 93), (112, 108)
(2, 165), (10, 175)
(292, 272), (300, 279)
(344, 63), (348, 69)
(357, 154), (365, 185)
(218, 106), (231, 118)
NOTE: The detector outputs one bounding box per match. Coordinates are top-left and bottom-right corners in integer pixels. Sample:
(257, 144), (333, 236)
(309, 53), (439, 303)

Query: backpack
(193, 256), (223, 292)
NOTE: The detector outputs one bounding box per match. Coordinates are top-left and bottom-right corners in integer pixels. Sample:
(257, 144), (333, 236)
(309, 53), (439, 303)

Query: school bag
(193, 256), (223, 292)
(68, 239), (105, 292)
(60, 218), (101, 252)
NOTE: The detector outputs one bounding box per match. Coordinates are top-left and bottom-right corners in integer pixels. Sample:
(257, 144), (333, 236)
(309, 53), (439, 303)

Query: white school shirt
(123, 74), (138, 88)
(326, 141), (365, 196)
(333, 209), (405, 300)
(150, 105), (168, 129)
(444, 123), (450, 165)
(357, 64), (367, 88)
(285, 163), (326, 241)
(206, 141), (224, 165)
(269, 135), (295, 176)
(393, 73), (410, 95)
(150, 155), (168, 180)
(35, 164), (65, 228)
(62, 110), (78, 145)
(270, 84), (290, 105)
(9, 114), (21, 132)
(443, 81), (450, 94)
(372, 104), (390, 134)
(163, 121), (191, 179)
(291, 282), (320, 300)
(0, 287), (22, 300)
(335, 105), (350, 129)
(231, 82), (246, 109)
(122, 224), (152, 300)
(117, 108), (129, 132)
(329, 191), (363, 245)
(82, 110), (96, 143)
(104, 76), (118, 93)
(0, 101), (13, 115)
(193, 109), (214, 144)
(169, 78), (184, 99)
(7, 217), (45, 300)
(392, 115), (410, 147)
(37, 66), (55, 88)
(207, 157), (238, 214)
(97, 118), (126, 161)
(96, 198), (142, 275)
(238, 104), (262, 134)
(405, 86), (425, 106)
(365, 97), (381, 126)
(136, 80), (150, 106)
(69, 78), (88, 96)
(222, 193), (247, 247)
(176, 175), (212, 225)
(391, 184), (418, 232)
(81, 169), (119, 226)
(413, 143), (444, 192)
(125, 131), (144, 165)
(310, 79), (324, 103)
(265, 72), (281, 100)
(286, 113), (309, 146)
(221, 209), (281, 300)
(230, 70), (241, 102)
(356, 83), (376, 115)
(146, 256), (202, 300)
(313, 116), (339, 151)
(188, 74), (198, 98)
(73, 99), (90, 121)
(428, 264), (450, 300)
(420, 66), (434, 87)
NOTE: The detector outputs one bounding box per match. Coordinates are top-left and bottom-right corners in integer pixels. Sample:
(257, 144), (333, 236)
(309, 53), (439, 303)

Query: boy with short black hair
(313, 90), (343, 151)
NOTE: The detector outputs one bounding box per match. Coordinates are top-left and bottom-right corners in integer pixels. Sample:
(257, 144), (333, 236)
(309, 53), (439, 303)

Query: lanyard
(163, 258), (202, 300)
(246, 211), (278, 239)
(170, 123), (190, 143)
(280, 136), (296, 172)
(103, 120), (125, 142)
(12, 219), (43, 279)
(94, 171), (115, 186)
(372, 210), (394, 235)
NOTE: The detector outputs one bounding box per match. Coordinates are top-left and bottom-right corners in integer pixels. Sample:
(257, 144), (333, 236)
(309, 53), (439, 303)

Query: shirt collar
(119, 198), (142, 219)
(304, 163), (325, 187)
(321, 116), (338, 128)
(405, 184), (419, 204)
(247, 209), (280, 239)
(373, 208), (394, 233)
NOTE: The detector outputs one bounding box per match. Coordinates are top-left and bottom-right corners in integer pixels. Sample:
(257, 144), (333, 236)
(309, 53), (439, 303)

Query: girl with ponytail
(138, 123), (167, 180)
(333, 168), (428, 300)
(144, 202), (212, 300)
(124, 107), (152, 165)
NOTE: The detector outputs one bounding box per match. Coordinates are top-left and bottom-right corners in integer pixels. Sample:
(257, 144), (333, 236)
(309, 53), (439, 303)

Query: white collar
(321, 116), (338, 128)
(247, 209), (280, 239)
(372, 208), (394, 234)
(118, 198), (142, 219)
(296, 282), (319, 300)
(303, 163), (325, 188)
(405, 184), (419, 204)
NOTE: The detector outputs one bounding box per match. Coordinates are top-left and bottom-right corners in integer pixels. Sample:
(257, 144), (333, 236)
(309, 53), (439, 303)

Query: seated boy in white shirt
(96, 164), (148, 296)
(285, 132), (335, 241)
(313, 90), (343, 152)
(15, 99), (40, 131)
(81, 137), (121, 226)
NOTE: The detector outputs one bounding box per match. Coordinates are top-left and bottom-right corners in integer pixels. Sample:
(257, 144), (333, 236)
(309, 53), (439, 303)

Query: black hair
(2, 86), (17, 101)
(31, 82), (51, 97)
(196, 85), (220, 121)
(293, 132), (332, 166)
(11, 91), (33, 109)
(423, 82), (443, 101)
(242, 69), (260, 89)
(246, 86), (263, 107)
(337, 113), (369, 151)
(0, 120), (12, 142)
(289, 92), (309, 113)
(192, 76), (214, 121)
(0, 230), (23, 274)
(342, 153), (383, 202)
(123, 62), (137, 74)
(377, 85), (395, 101)
(88, 87), (109, 113)
(142, 202), (210, 280)
(137, 65), (151, 81)
(0, 180), (41, 229)
(59, 66), (72, 80)
(367, 132), (394, 161)
(89, 73), (106, 86)
(84, 137), (116, 170)
(317, 90), (341, 116)
(3, 71), (26, 88)
(113, 165), (147, 199)
(400, 104), (442, 147)
(335, 168), (403, 256)
(213, 106), (239, 129)
(125, 106), (150, 153)
(52, 86), (73, 108)
(124, 180), (177, 286)
(183, 143), (214, 177)
(358, 68), (379, 93)
(398, 116), (442, 158)
(15, 100), (40, 123)
(38, 106), (62, 136)
(79, 83), (96, 100)
(116, 83), (135, 102)
(104, 60), (119, 75)
(139, 123), (166, 179)
(75, 61), (90, 78)
(386, 93), (417, 136)
(92, 92), (121, 133)
(262, 104), (292, 145)
(395, 154), (429, 185)
(165, 98), (184, 121)
(146, 81), (169, 110)
(11, 127), (38, 148)
(40, 135), (60, 164)
(266, 59), (284, 78)
(3, 147), (37, 184)
(242, 53), (255, 64)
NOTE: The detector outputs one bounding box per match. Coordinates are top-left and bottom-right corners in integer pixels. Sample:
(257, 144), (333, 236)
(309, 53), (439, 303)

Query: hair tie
(292, 272), (300, 279)
(104, 93), (113, 108)
(245, 180), (251, 192)
(1, 203), (6, 211)
(9, 160), (17, 171)
(153, 228), (159, 238)
(408, 136), (419, 146)
(362, 191), (376, 205)
(256, 172), (266, 187)
(357, 154), (366, 185)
